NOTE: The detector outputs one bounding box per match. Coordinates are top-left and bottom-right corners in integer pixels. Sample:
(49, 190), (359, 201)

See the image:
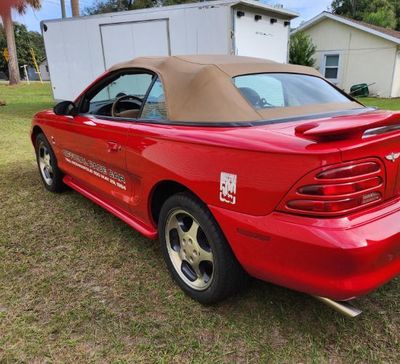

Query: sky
(10, 0), (333, 33)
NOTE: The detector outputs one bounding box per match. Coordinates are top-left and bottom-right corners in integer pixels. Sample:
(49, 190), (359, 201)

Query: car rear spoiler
(295, 111), (400, 142)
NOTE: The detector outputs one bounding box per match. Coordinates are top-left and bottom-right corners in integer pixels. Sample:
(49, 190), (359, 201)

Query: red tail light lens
(316, 162), (380, 179)
(298, 177), (382, 196)
(287, 192), (381, 213)
(280, 160), (384, 217)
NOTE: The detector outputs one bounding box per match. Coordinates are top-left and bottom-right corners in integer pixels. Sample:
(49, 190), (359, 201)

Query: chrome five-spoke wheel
(165, 209), (214, 290)
(35, 133), (65, 193)
(38, 141), (54, 185)
(159, 192), (247, 303)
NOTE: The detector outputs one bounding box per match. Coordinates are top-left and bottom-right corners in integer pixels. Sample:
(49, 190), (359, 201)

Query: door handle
(107, 141), (121, 152)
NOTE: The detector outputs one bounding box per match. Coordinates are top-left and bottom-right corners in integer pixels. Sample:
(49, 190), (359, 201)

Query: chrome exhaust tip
(314, 296), (362, 318)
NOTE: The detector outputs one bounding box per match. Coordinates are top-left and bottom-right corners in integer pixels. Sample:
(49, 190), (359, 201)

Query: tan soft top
(109, 55), (361, 123)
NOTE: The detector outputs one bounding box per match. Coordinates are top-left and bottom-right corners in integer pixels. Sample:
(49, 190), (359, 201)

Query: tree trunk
(71, 0), (80, 17)
(2, 10), (20, 85)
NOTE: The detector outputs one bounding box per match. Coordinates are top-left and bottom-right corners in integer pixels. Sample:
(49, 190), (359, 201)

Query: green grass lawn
(0, 84), (399, 363)
(359, 97), (400, 110)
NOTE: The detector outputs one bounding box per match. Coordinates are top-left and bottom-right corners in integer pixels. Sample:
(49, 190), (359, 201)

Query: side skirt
(63, 175), (158, 239)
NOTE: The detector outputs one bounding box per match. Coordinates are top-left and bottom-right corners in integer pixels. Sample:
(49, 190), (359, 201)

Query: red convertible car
(31, 55), (400, 316)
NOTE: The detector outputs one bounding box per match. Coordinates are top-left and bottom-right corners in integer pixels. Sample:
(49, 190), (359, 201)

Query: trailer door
(100, 20), (170, 68)
(233, 9), (289, 63)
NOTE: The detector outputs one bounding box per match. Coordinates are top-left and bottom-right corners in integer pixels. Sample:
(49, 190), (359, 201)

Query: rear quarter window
(233, 73), (351, 110)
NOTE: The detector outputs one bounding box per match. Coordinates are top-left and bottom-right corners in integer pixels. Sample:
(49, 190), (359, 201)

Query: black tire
(159, 192), (247, 304)
(35, 133), (66, 193)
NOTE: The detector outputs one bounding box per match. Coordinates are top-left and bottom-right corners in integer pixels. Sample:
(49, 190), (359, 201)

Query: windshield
(233, 73), (352, 110)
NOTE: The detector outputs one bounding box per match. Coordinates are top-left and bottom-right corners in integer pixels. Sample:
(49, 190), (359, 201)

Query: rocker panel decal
(63, 149), (126, 190)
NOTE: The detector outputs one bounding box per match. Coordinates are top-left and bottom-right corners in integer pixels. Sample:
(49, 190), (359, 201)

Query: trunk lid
(273, 109), (400, 201)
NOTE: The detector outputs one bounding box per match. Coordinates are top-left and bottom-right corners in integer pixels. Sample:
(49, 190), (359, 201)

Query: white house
(39, 60), (50, 81)
(293, 12), (400, 98)
(27, 60), (50, 82)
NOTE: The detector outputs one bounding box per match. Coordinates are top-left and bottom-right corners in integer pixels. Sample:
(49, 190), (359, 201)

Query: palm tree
(0, 0), (41, 85)
(71, 0), (80, 17)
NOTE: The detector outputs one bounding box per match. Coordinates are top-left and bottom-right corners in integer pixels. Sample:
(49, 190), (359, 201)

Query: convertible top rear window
(233, 73), (352, 110)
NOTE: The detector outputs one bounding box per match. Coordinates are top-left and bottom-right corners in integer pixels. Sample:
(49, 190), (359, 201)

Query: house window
(324, 54), (340, 82)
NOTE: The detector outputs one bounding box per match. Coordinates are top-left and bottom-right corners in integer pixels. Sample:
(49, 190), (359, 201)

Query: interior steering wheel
(111, 95), (142, 117)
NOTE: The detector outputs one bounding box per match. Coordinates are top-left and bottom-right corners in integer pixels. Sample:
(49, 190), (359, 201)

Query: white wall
(304, 18), (398, 97)
(391, 50), (400, 97)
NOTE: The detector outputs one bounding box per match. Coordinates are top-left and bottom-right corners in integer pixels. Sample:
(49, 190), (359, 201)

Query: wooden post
(60, 0), (67, 18)
(71, 0), (80, 17)
(21, 64), (30, 84)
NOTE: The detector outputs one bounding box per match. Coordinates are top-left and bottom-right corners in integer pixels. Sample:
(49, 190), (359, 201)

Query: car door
(124, 76), (170, 220)
(56, 71), (154, 212)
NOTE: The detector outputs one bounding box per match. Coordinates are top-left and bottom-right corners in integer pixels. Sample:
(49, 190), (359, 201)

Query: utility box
(41, 0), (297, 101)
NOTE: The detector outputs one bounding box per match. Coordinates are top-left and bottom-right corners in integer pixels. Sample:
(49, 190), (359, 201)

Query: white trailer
(41, 0), (297, 101)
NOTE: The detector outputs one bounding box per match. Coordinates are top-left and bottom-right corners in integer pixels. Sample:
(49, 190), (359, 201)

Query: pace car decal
(219, 172), (237, 205)
(63, 150), (126, 191)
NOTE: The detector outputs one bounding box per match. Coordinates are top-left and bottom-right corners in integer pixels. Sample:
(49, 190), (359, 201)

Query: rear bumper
(209, 198), (400, 301)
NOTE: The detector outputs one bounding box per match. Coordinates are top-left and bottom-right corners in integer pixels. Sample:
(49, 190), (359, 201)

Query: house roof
(293, 11), (400, 45)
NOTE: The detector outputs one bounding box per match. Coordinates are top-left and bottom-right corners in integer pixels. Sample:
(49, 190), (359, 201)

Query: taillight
(298, 177), (382, 196)
(316, 162), (379, 179)
(279, 159), (385, 217)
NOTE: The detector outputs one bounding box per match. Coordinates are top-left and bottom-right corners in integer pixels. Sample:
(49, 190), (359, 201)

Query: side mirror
(53, 101), (78, 116)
